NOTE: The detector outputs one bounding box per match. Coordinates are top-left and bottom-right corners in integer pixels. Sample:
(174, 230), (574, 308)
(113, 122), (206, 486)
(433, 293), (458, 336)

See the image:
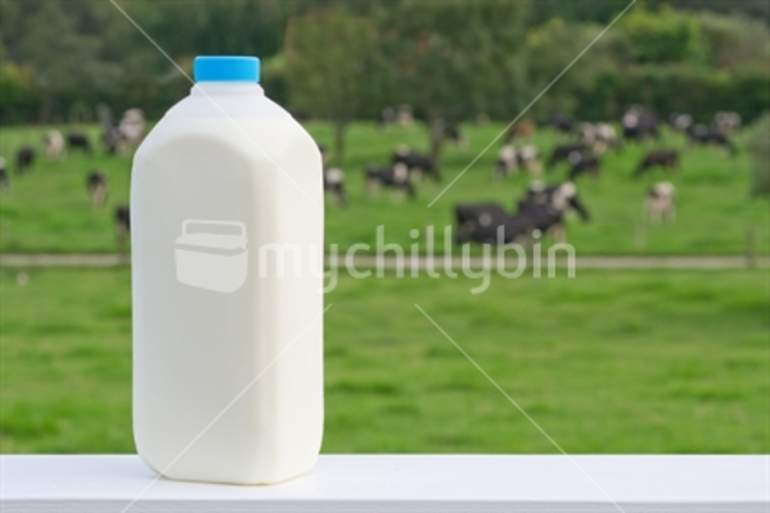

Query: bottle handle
(182, 219), (247, 240)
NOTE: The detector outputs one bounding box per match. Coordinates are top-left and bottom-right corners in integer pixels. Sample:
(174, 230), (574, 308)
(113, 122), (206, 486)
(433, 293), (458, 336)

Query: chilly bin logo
(175, 219), (248, 293)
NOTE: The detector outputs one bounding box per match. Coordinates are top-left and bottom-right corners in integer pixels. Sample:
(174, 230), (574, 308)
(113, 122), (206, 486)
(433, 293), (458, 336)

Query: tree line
(2, 0), (769, 157)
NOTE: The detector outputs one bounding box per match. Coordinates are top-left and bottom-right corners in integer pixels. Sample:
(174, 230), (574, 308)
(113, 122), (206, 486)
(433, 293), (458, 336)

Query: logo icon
(175, 219), (248, 293)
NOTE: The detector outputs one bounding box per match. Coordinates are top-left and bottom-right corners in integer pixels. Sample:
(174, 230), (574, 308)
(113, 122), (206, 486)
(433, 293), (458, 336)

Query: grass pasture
(0, 121), (768, 255)
(1, 267), (767, 454)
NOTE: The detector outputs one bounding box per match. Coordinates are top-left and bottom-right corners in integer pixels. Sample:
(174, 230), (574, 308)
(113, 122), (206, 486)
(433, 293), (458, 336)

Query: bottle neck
(191, 82), (264, 97)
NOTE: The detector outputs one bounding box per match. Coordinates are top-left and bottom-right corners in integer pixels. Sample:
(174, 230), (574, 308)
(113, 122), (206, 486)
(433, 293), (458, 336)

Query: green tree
(620, 4), (706, 64)
(375, 0), (530, 160)
(284, 7), (375, 163)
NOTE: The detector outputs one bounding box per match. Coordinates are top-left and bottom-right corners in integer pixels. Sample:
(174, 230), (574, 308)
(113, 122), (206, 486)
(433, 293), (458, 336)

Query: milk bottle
(131, 56), (324, 485)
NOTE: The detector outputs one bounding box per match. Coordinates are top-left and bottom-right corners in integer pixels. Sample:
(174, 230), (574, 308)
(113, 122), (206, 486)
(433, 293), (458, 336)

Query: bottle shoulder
(134, 98), (321, 176)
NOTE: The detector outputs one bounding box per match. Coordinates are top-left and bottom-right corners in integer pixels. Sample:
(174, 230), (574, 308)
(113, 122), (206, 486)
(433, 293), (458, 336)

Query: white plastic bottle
(131, 56), (324, 485)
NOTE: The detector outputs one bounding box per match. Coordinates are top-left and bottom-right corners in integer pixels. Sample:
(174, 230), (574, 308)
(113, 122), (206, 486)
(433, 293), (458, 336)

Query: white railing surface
(0, 455), (767, 512)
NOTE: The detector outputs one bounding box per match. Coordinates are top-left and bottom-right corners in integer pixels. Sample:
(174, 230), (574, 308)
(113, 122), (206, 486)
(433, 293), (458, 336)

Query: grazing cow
(99, 104), (123, 154)
(67, 133), (93, 154)
(505, 120), (535, 141)
(86, 171), (108, 208)
(514, 201), (571, 242)
(568, 151), (601, 180)
(522, 182), (591, 222)
(494, 145), (519, 178)
(324, 168), (347, 206)
(646, 182), (676, 223)
(622, 105), (659, 142)
(114, 205), (131, 251)
(455, 203), (509, 229)
(548, 113), (575, 134)
(455, 182), (590, 245)
(580, 123), (621, 155)
(0, 157), (9, 191)
(392, 146), (441, 181)
(365, 163), (415, 199)
(686, 124), (736, 154)
(549, 143), (586, 166)
(119, 108), (146, 146)
(516, 182), (590, 242)
(517, 145), (542, 176)
(15, 146), (35, 173)
(103, 108), (146, 154)
(380, 104), (415, 128)
(454, 203), (534, 245)
(43, 130), (66, 160)
(714, 111), (741, 134)
(103, 124), (124, 154)
(635, 150), (679, 177)
(440, 122), (467, 148)
(495, 145), (542, 179)
(668, 112), (693, 132)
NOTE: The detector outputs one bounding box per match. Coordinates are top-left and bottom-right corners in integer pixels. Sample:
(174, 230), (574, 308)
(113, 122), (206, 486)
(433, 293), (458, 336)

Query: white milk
(131, 56), (324, 485)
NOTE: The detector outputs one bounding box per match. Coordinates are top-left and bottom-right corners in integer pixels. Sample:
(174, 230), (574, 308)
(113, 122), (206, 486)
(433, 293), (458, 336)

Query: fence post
(745, 225), (756, 269)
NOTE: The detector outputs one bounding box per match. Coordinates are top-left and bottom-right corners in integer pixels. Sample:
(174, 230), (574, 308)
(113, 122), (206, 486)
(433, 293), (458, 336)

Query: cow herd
(2, 103), (742, 251)
(1, 106), (145, 248)
(320, 105), (741, 247)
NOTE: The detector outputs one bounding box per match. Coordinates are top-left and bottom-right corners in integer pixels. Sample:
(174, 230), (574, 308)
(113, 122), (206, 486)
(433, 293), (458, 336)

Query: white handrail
(0, 455), (767, 512)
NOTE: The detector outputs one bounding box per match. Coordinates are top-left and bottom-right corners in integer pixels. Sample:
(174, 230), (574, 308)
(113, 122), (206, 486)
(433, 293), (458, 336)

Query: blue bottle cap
(193, 56), (260, 83)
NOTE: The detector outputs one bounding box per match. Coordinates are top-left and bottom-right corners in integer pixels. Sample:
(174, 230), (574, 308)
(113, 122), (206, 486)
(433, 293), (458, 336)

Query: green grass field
(1, 267), (767, 454)
(1, 121), (768, 255)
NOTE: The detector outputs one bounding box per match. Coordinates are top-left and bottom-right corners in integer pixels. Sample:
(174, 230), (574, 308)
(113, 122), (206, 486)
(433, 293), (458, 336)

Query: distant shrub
(572, 65), (770, 124)
(620, 5), (705, 64)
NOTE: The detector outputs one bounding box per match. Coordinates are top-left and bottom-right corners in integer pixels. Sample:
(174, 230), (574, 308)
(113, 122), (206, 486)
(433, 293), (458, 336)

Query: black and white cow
(549, 143), (586, 166)
(634, 150), (679, 177)
(324, 167), (347, 206)
(548, 113), (575, 134)
(668, 112), (693, 133)
(438, 120), (467, 148)
(579, 123), (621, 155)
(454, 204), (534, 245)
(67, 133), (93, 154)
(86, 171), (108, 208)
(646, 182), (676, 223)
(454, 182), (589, 245)
(16, 146), (35, 173)
(495, 145), (518, 178)
(516, 182), (590, 241)
(365, 163), (416, 199)
(622, 105), (660, 142)
(381, 105), (414, 128)
(101, 108), (146, 155)
(567, 151), (601, 180)
(392, 146), (441, 181)
(686, 124), (736, 154)
(494, 144), (541, 179)
(521, 182), (591, 223)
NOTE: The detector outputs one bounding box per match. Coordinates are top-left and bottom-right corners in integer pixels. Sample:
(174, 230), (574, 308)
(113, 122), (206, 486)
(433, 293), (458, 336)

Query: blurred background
(0, 0), (768, 455)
